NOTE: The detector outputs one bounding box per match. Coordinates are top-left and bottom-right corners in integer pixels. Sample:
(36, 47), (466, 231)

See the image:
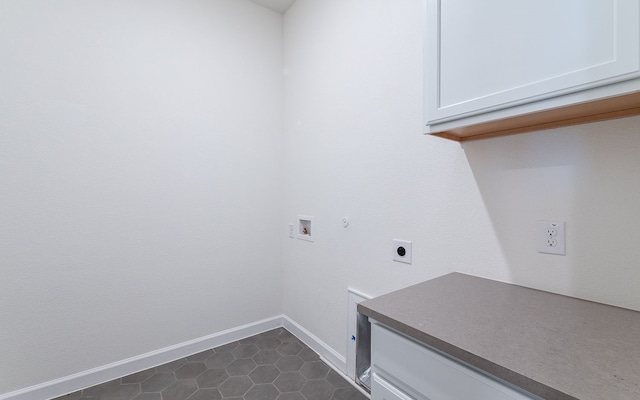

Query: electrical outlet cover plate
(537, 221), (566, 255)
(393, 239), (412, 264)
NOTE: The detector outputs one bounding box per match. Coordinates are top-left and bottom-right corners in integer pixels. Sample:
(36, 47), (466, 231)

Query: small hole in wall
(297, 216), (313, 242)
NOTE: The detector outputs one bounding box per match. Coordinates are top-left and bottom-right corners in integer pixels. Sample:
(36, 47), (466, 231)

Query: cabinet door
(425, 0), (640, 126)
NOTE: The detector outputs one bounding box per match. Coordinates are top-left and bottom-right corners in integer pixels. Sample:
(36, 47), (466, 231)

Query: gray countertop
(357, 273), (640, 400)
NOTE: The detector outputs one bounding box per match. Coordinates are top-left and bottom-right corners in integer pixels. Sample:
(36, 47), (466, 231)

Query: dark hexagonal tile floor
(52, 328), (368, 400)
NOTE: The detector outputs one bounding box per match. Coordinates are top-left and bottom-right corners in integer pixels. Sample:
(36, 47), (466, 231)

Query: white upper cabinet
(424, 0), (640, 140)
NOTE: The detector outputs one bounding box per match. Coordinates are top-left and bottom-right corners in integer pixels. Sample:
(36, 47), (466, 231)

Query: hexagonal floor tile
(253, 350), (281, 365)
(205, 352), (235, 369)
(232, 344), (259, 359)
(275, 355), (304, 372)
(277, 330), (298, 343)
(276, 393), (305, 400)
(156, 358), (187, 372)
(298, 348), (320, 362)
(161, 379), (198, 400)
(218, 376), (253, 398)
(215, 342), (239, 353)
(187, 349), (214, 362)
(185, 388), (222, 400)
(277, 341), (302, 356)
(140, 372), (176, 393)
(330, 387), (368, 400)
(132, 393), (161, 400)
(256, 336), (282, 350)
(273, 372), (306, 393)
(325, 370), (351, 389)
(81, 379), (120, 397)
(301, 380), (335, 400)
(244, 384), (279, 400)
(226, 358), (257, 376)
(175, 362), (207, 379)
(73, 330), (367, 400)
(121, 368), (156, 384)
(239, 335), (260, 344)
(249, 365), (280, 384)
(196, 368), (229, 388)
(300, 361), (329, 380)
(103, 383), (140, 400)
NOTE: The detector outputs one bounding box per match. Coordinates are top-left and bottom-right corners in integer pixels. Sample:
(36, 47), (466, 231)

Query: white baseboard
(1, 315), (360, 400)
(323, 359), (371, 399)
(281, 315), (347, 374)
(0, 316), (282, 400)
(280, 316), (369, 398)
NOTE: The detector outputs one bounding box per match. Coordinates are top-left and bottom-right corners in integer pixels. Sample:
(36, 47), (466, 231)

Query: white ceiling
(248, 0), (296, 14)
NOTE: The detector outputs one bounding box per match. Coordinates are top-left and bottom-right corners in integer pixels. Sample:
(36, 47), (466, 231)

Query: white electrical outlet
(392, 239), (412, 264)
(537, 221), (566, 255)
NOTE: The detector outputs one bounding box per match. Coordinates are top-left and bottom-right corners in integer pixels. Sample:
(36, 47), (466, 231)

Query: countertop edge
(357, 302), (577, 400)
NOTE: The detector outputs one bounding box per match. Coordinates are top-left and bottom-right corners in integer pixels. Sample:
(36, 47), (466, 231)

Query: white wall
(3, 0), (640, 394)
(0, 0), (283, 394)
(281, 0), (640, 361)
(462, 119), (640, 309)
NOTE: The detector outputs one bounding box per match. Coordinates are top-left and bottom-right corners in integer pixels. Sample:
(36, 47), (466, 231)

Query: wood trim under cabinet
(432, 91), (640, 142)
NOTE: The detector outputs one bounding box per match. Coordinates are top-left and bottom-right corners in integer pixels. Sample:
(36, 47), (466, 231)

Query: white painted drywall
(461, 118), (640, 309)
(3, 0), (640, 394)
(281, 0), (640, 361)
(0, 0), (283, 394)
(249, 0), (296, 14)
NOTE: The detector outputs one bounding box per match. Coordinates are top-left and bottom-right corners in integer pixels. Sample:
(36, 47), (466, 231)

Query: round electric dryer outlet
(392, 239), (412, 264)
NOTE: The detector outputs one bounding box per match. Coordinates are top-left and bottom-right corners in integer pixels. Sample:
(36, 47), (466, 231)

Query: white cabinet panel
(425, 0), (640, 132)
(371, 373), (417, 400)
(371, 322), (536, 400)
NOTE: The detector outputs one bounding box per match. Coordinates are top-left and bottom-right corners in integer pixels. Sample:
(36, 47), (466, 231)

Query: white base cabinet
(372, 373), (416, 400)
(370, 322), (537, 400)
